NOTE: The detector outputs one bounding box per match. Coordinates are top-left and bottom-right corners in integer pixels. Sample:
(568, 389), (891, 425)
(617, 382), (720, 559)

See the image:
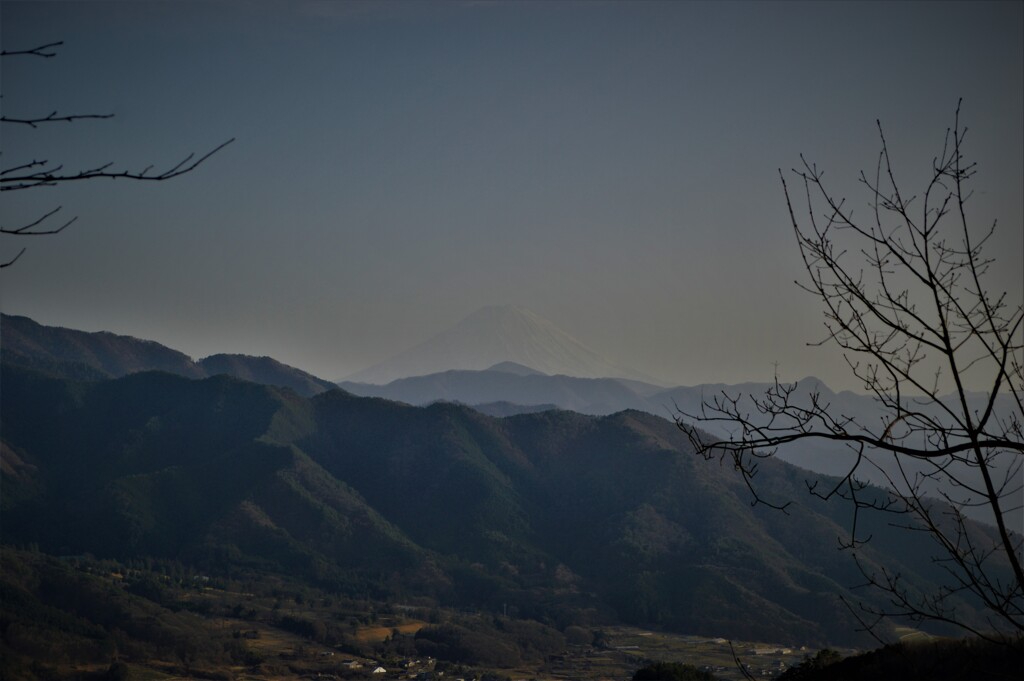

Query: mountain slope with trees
(3, 355), (1012, 648)
(1, 313), (337, 396)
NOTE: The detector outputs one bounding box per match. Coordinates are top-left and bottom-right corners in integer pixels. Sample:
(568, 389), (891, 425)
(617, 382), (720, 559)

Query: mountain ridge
(343, 305), (657, 385)
(199, 353), (338, 397)
(7, 312), (1019, 534)
(1, 313), (336, 397)
(3, 357), (1013, 646)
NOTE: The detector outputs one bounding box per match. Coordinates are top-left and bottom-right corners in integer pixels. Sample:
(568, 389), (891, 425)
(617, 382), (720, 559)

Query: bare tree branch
(0, 41), (63, 58)
(678, 103), (1024, 640)
(0, 138), (236, 192)
(1, 41), (233, 267)
(0, 248), (27, 269)
(1, 111), (115, 128)
(0, 206), (77, 236)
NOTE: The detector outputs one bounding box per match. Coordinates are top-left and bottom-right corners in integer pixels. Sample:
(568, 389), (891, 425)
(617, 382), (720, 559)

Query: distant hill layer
(3, 360), (1012, 645)
(1, 314), (335, 397)
(199, 353), (338, 396)
(339, 368), (651, 414)
(343, 305), (655, 384)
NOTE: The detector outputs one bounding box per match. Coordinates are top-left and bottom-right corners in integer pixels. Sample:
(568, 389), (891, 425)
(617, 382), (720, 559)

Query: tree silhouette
(1, 41), (233, 267)
(678, 102), (1023, 641)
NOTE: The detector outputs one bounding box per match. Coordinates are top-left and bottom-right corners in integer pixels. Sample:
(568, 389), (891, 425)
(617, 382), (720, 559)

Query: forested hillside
(3, 360), (1007, 652)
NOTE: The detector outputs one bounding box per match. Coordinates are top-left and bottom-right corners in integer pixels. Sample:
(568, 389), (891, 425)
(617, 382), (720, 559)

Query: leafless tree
(1, 41), (233, 267)
(678, 101), (1023, 641)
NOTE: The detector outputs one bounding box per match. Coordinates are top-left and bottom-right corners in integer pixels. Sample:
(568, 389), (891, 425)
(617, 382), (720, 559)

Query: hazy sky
(2, 1), (1021, 390)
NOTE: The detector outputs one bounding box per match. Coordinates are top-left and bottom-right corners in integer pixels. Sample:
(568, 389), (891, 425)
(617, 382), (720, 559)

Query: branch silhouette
(1, 41), (233, 267)
(678, 101), (1024, 641)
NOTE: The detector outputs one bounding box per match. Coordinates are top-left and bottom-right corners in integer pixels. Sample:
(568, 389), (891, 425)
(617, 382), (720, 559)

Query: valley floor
(25, 618), (837, 681)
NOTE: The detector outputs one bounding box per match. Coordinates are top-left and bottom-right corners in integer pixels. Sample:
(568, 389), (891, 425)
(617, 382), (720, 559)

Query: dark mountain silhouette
(1, 313), (203, 379)
(3, 359), (1011, 646)
(1, 313), (336, 396)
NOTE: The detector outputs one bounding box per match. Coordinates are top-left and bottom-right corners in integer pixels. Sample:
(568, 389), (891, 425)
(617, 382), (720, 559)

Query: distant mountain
(199, 353), (337, 397)
(343, 305), (655, 384)
(340, 368), (652, 414)
(342, 368), (1023, 533)
(2, 314), (336, 397)
(3, 360), (1012, 646)
(486, 361), (546, 376)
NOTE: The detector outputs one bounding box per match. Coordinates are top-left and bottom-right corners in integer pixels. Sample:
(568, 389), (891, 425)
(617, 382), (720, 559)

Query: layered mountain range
(2, 312), (1015, 646)
(334, 309), (1021, 534)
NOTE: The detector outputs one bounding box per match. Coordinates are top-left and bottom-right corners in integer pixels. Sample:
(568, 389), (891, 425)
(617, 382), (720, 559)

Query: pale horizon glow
(1, 1), (1021, 392)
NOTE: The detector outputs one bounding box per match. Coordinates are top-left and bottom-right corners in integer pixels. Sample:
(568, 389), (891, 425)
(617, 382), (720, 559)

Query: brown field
(354, 620), (427, 643)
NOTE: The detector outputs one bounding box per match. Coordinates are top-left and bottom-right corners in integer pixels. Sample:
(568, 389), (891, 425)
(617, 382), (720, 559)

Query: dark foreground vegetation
(778, 638), (1023, 680)
(633, 661), (716, 680)
(0, 546), (574, 680)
